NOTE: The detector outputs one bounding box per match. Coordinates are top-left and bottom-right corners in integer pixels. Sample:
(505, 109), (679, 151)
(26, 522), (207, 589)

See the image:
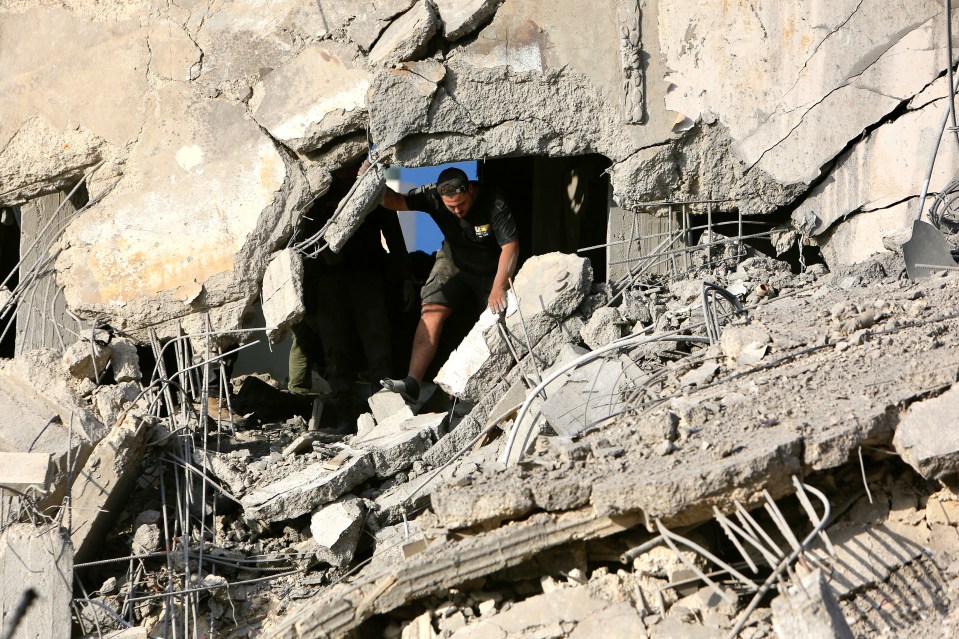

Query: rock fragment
(310, 495), (365, 567)
(770, 569), (853, 639)
(261, 248), (305, 342)
(893, 385), (959, 480)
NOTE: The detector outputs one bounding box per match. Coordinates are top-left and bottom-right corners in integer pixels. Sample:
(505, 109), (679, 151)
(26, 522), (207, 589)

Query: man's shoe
(380, 376), (420, 403)
(204, 397), (247, 427)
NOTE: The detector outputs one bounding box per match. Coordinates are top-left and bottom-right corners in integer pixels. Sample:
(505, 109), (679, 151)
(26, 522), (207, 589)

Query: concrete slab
(241, 449), (374, 522)
(267, 507), (644, 638)
(310, 495), (365, 567)
(322, 163), (387, 253)
(539, 356), (625, 438)
(368, 390), (414, 425)
(0, 453), (51, 493)
(436, 252), (592, 401)
(893, 385), (959, 480)
(71, 415), (151, 562)
(252, 42), (371, 153)
(0, 524), (73, 639)
(354, 413), (446, 478)
(261, 248), (305, 342)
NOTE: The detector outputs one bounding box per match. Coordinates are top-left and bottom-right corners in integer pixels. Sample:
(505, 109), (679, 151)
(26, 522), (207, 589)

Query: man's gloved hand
(402, 278), (419, 312)
(488, 286), (508, 315)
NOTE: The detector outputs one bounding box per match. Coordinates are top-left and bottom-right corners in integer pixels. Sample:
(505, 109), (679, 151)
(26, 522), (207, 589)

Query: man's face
(441, 186), (475, 218)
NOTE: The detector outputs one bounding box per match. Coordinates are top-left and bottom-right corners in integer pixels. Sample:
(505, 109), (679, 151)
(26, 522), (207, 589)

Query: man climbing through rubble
(372, 165), (520, 403)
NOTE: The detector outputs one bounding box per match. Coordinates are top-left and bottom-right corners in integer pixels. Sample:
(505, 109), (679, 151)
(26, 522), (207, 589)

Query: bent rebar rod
(500, 331), (710, 465)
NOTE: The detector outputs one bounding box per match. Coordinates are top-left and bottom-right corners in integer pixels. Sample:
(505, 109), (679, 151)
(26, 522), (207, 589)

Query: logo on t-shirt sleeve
(473, 224), (492, 238)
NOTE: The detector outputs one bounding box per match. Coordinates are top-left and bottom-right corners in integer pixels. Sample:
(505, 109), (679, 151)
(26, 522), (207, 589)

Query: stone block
(261, 248), (305, 343)
(109, 338), (141, 382)
(71, 415), (152, 562)
(0, 453), (51, 493)
(435, 0), (501, 40)
(311, 495), (366, 567)
(720, 323), (771, 362)
(355, 413), (446, 478)
(92, 382), (143, 428)
(323, 163), (388, 253)
(436, 253), (592, 401)
(893, 385), (959, 480)
(253, 42), (372, 153)
(241, 450), (374, 522)
(63, 338), (112, 381)
(0, 524), (73, 639)
(771, 569), (853, 639)
(368, 390), (414, 425)
(367, 1), (437, 66)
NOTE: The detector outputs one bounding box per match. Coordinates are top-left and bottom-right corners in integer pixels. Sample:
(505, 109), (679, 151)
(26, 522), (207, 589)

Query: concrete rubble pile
(6, 244), (959, 639)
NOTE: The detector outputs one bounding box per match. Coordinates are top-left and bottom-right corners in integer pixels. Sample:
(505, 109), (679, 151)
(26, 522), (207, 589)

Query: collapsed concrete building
(3, 0), (959, 637)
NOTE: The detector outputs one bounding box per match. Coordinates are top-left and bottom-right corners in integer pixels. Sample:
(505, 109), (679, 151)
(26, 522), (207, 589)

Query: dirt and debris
(5, 243), (959, 639)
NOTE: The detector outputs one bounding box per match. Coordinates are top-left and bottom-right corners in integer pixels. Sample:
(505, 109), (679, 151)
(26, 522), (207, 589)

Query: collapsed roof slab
(264, 507), (644, 639)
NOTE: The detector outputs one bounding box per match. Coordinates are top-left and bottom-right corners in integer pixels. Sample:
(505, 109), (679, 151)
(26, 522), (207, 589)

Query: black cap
(436, 167), (470, 196)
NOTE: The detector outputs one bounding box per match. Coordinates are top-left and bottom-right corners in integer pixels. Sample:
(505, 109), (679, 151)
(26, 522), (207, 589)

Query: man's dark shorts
(421, 246), (494, 312)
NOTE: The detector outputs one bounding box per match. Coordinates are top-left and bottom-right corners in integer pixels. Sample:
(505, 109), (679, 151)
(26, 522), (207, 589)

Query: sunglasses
(438, 182), (469, 196)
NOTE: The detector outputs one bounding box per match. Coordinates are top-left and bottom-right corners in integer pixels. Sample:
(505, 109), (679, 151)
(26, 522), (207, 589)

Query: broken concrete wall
(1, 0), (957, 338)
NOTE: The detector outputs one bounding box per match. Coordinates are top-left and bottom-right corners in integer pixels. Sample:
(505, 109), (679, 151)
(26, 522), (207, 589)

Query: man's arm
(488, 240), (519, 314)
(381, 188), (408, 211)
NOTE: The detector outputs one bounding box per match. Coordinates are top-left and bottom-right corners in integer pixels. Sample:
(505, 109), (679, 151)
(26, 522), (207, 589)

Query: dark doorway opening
(480, 154), (613, 281)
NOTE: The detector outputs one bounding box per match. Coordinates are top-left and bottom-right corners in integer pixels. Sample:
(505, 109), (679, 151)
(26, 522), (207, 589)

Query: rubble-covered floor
(6, 248), (959, 639)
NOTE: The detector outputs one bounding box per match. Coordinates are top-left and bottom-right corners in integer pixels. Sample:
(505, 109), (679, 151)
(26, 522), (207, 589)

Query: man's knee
(420, 304), (452, 327)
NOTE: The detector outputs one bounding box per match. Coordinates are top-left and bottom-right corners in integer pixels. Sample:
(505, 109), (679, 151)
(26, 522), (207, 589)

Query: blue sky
(396, 161), (478, 253)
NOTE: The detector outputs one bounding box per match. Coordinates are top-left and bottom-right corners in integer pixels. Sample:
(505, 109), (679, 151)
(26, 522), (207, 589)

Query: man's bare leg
(382, 303), (452, 401)
(408, 304), (453, 382)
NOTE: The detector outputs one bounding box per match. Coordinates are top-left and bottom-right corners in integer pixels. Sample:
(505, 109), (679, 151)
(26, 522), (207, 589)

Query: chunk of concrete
(109, 337), (141, 382)
(261, 248), (305, 342)
(322, 163), (388, 253)
(354, 413), (446, 478)
(893, 385), (959, 480)
(252, 42), (372, 153)
(448, 585), (645, 639)
(368, 389), (414, 425)
(579, 306), (622, 350)
(771, 569), (853, 639)
(92, 382), (142, 428)
(71, 415), (152, 562)
(63, 338), (111, 381)
(367, 1), (438, 66)
(132, 523), (161, 556)
(720, 324), (771, 363)
(54, 81), (311, 339)
(0, 524), (73, 639)
(0, 453), (51, 493)
(436, 252), (593, 401)
(435, 0), (501, 40)
(241, 450), (374, 522)
(369, 61), (446, 149)
(310, 495), (365, 567)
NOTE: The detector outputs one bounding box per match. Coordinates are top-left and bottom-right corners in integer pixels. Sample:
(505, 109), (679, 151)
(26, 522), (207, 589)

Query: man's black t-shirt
(405, 181), (518, 276)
